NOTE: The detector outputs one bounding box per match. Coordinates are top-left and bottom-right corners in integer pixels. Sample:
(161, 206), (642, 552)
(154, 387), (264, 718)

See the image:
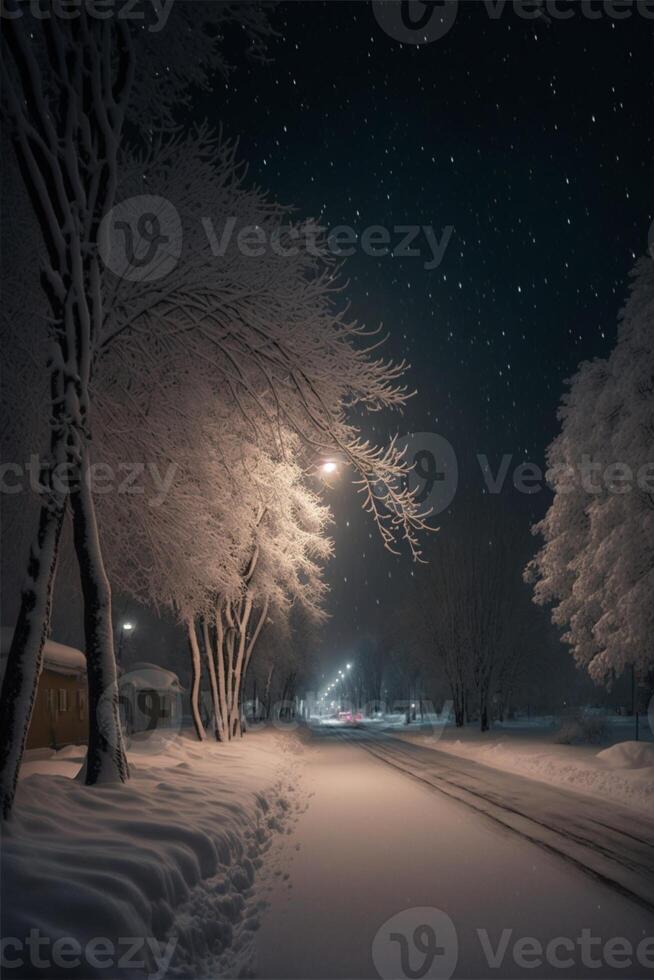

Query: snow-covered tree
(0, 1), (275, 815)
(194, 447), (332, 741)
(102, 128), (428, 557)
(1, 106), (429, 813)
(95, 359), (333, 742)
(526, 257), (654, 685)
(89, 128), (428, 737)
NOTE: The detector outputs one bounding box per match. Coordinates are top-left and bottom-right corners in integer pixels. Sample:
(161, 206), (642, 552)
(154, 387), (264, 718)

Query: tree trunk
(208, 596), (269, 741)
(228, 597), (250, 738)
(479, 680), (490, 732)
(238, 598), (268, 736)
(0, 496), (66, 818)
(202, 619), (225, 741)
(186, 619), (206, 741)
(264, 664), (275, 719)
(449, 680), (465, 728)
(1, 8), (135, 806)
(0, 357), (80, 817)
(71, 455), (128, 785)
(279, 677), (289, 719)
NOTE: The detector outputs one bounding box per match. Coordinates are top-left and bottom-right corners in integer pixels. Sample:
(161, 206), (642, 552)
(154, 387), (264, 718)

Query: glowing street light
(117, 620), (135, 664)
(320, 460), (338, 475)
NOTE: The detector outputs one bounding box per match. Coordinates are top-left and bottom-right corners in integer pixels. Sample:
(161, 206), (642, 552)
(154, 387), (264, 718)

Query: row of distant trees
(0, 4), (429, 818)
(244, 607), (320, 724)
(332, 505), (556, 732)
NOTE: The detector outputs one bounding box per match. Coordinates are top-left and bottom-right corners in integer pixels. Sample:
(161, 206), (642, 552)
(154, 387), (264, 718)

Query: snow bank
(3, 729), (307, 978)
(597, 740), (654, 770)
(394, 725), (654, 816)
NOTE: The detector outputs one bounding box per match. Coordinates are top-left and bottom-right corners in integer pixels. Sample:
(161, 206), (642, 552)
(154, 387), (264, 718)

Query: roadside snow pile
(597, 740), (654, 770)
(396, 727), (654, 816)
(3, 729), (306, 979)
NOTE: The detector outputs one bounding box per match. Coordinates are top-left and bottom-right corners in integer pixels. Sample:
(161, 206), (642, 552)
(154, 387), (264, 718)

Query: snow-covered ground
(255, 725), (654, 980)
(4, 722), (654, 980)
(3, 729), (308, 979)
(386, 717), (654, 816)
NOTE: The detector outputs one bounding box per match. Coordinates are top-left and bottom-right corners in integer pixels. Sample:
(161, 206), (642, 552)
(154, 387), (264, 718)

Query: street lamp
(320, 460), (338, 475)
(117, 621), (135, 665)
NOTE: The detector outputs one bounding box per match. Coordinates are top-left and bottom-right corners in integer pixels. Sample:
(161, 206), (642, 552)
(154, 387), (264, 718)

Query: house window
(58, 689), (68, 712)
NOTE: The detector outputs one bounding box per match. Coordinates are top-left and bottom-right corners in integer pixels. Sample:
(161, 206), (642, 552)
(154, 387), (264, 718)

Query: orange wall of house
(27, 669), (88, 750)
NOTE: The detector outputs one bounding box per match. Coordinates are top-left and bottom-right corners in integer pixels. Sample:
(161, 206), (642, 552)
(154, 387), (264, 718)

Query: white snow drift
(4, 729), (306, 978)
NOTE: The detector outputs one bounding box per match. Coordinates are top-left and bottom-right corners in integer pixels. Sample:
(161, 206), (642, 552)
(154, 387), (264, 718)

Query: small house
(0, 627), (87, 750)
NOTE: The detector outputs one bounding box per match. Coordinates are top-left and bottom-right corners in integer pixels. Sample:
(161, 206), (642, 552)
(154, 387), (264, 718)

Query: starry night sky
(206, 1), (653, 666)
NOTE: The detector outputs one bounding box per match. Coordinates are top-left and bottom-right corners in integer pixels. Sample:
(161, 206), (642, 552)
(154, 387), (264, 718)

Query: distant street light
(320, 460), (338, 475)
(117, 621), (135, 665)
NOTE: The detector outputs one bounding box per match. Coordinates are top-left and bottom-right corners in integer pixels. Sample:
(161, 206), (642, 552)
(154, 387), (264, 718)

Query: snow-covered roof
(119, 661), (183, 693)
(0, 627), (86, 677)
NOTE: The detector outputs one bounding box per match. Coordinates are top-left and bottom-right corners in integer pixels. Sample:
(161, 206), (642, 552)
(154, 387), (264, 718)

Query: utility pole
(117, 621), (135, 669)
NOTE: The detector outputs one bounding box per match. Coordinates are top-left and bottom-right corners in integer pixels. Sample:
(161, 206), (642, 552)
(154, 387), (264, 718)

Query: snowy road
(341, 727), (654, 911)
(255, 725), (654, 980)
